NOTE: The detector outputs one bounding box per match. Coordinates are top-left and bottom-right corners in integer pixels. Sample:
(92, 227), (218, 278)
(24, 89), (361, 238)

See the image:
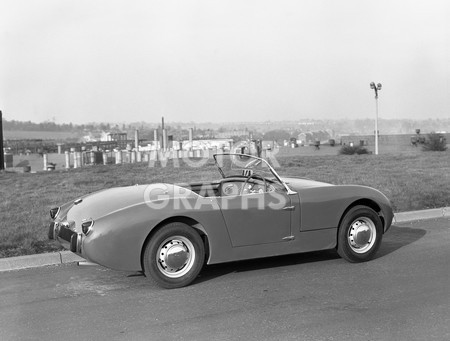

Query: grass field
(1, 151), (449, 258)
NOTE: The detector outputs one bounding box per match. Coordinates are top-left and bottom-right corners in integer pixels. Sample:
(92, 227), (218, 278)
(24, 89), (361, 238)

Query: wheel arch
(140, 216), (210, 272)
(337, 199), (384, 236)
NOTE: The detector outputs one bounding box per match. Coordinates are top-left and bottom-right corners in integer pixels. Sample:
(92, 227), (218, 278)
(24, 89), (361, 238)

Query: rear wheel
(143, 222), (205, 289)
(337, 205), (383, 262)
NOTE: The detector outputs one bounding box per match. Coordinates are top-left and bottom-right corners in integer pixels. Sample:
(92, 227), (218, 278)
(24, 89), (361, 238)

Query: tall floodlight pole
(0, 110), (4, 170)
(370, 82), (382, 155)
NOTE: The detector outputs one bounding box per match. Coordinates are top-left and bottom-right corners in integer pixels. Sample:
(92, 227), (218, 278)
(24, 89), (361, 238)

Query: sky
(1, 0), (449, 124)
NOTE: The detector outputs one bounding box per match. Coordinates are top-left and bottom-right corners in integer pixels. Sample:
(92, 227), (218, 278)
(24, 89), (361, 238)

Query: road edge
(393, 207), (450, 223)
(0, 251), (84, 272)
(1, 207), (449, 272)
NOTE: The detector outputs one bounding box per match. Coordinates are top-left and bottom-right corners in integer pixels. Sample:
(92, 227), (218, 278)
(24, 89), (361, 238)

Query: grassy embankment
(1, 152), (449, 258)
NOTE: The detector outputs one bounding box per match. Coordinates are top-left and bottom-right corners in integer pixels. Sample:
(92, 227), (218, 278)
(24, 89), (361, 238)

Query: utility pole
(370, 82), (382, 155)
(0, 110), (4, 170)
(161, 116), (166, 150)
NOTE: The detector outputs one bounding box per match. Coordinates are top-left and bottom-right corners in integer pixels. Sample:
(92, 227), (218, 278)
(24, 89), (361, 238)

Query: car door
(217, 189), (293, 247)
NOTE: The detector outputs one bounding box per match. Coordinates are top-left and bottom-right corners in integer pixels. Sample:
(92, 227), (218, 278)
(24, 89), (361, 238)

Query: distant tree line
(2, 119), (113, 133)
(2, 117), (450, 139)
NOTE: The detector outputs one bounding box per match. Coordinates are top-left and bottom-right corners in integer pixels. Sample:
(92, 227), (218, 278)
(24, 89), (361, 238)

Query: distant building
(106, 132), (128, 149)
(181, 139), (233, 151)
(216, 129), (251, 139)
(297, 130), (332, 145)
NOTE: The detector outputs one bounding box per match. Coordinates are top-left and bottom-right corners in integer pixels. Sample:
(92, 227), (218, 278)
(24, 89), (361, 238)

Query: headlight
(81, 219), (94, 236)
(50, 207), (61, 220)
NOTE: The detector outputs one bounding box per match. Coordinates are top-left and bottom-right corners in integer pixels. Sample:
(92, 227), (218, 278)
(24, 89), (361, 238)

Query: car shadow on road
(196, 249), (340, 285)
(196, 225), (426, 285)
(375, 224), (426, 258)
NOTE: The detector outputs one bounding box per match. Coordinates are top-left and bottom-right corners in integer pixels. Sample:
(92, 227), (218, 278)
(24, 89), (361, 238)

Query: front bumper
(48, 221), (82, 254)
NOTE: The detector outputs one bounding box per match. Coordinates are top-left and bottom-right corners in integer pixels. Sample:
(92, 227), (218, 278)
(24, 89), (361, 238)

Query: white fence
(43, 149), (270, 170)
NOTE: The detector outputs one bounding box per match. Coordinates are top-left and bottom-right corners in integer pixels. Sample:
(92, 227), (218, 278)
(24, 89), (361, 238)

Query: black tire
(337, 205), (383, 262)
(143, 222), (205, 289)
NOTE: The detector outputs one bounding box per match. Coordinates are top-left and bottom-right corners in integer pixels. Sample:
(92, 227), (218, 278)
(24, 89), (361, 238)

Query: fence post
(65, 151), (70, 169)
(43, 154), (48, 170)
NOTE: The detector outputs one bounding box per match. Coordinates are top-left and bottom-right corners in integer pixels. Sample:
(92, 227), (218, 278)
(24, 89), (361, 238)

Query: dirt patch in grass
(1, 152), (449, 258)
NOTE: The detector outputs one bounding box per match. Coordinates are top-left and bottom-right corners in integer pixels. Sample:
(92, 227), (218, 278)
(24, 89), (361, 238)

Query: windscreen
(214, 154), (276, 180)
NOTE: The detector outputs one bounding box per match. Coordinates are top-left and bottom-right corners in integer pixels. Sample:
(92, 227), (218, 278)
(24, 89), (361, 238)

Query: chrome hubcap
(348, 217), (376, 253)
(156, 236), (195, 278)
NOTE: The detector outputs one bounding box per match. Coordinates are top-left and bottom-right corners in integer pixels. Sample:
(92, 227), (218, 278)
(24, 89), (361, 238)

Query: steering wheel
(240, 174), (267, 195)
(220, 177), (246, 196)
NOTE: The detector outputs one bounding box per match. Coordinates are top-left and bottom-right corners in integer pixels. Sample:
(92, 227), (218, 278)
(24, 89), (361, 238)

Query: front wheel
(143, 222), (205, 289)
(337, 205), (383, 262)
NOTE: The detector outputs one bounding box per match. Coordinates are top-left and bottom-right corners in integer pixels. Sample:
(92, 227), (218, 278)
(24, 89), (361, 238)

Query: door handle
(282, 206), (295, 211)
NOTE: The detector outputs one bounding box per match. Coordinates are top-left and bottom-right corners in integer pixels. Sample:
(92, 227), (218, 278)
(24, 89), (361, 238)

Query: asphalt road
(1, 218), (449, 341)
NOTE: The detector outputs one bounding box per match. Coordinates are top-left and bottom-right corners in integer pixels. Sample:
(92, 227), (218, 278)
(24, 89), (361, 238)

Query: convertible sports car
(49, 153), (394, 289)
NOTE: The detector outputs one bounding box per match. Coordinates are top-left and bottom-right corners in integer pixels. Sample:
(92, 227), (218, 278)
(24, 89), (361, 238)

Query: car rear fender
(139, 216), (210, 272)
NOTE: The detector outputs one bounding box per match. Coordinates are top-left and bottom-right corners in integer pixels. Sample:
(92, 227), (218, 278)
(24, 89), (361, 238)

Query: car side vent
(50, 207), (60, 220)
(81, 219), (94, 235)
